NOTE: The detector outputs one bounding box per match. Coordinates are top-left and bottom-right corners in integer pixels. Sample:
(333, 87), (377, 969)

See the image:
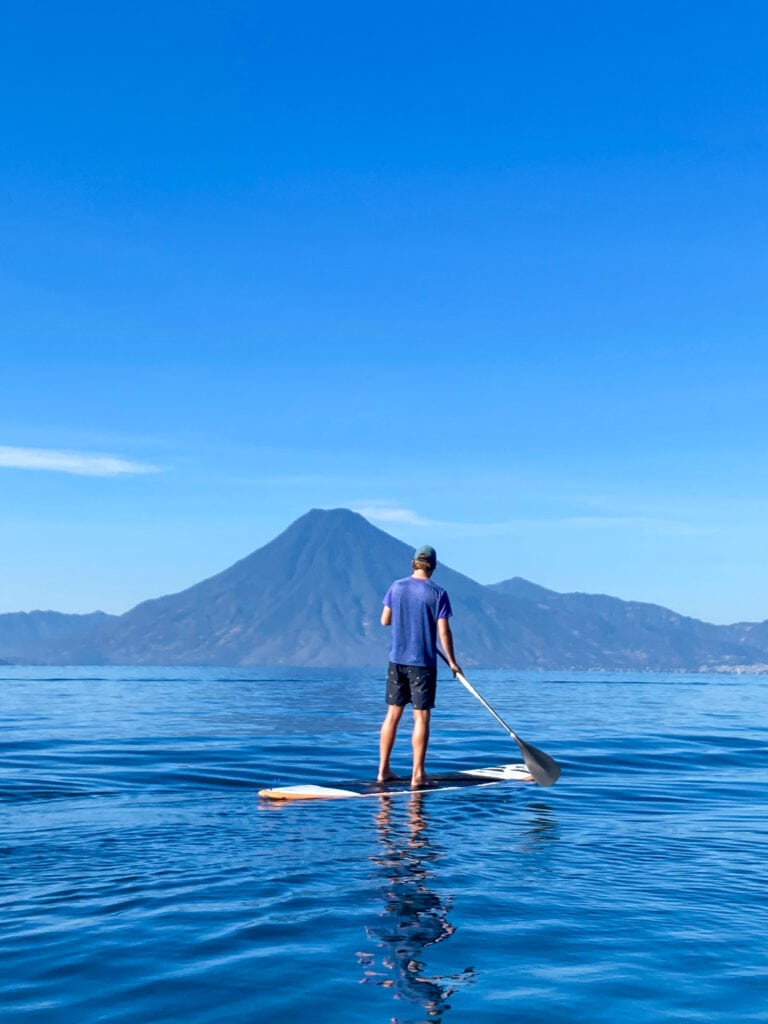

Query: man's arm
(437, 618), (461, 675)
(381, 605), (392, 627)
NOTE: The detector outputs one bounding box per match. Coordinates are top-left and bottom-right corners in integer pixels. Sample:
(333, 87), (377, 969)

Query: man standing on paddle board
(379, 545), (462, 787)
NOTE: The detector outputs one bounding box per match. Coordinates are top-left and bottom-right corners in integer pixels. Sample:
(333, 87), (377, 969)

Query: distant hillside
(487, 577), (762, 671)
(0, 611), (116, 662)
(10, 509), (768, 670)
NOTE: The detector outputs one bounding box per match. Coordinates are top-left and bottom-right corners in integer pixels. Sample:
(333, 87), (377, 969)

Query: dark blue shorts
(386, 662), (437, 710)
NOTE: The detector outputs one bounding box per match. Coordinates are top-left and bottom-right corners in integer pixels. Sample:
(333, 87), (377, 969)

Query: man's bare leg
(378, 704), (405, 781)
(411, 709), (431, 786)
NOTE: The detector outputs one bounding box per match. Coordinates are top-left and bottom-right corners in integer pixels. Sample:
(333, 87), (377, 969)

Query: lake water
(0, 666), (765, 1023)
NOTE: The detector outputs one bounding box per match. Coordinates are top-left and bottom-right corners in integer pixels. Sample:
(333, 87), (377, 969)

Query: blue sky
(3, 1), (768, 623)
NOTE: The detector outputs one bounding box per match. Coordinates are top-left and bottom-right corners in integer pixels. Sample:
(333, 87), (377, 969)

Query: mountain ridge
(0, 610), (116, 662)
(6, 509), (768, 670)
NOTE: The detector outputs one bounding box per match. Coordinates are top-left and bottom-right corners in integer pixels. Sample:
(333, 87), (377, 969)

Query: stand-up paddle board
(258, 763), (533, 801)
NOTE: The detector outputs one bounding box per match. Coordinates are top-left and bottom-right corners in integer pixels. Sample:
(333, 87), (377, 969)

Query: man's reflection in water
(357, 792), (474, 1023)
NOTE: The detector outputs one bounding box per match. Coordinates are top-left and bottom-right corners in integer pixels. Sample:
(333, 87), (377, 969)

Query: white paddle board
(258, 763), (533, 801)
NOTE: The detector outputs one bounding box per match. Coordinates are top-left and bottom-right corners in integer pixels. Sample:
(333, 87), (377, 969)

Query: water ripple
(0, 668), (766, 1023)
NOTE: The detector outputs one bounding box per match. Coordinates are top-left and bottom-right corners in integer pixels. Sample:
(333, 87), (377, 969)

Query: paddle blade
(514, 736), (561, 787)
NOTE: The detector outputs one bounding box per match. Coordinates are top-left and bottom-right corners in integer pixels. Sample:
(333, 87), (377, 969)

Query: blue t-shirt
(383, 576), (453, 668)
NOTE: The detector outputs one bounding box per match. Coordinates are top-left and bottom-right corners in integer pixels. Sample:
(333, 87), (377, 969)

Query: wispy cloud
(351, 502), (439, 527)
(352, 502), (709, 537)
(0, 446), (161, 477)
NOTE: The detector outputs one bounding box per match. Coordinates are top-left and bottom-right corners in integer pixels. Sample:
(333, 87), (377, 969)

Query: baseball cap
(413, 545), (437, 564)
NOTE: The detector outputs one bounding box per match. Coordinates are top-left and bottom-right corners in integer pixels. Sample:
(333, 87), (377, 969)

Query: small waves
(0, 667), (766, 1023)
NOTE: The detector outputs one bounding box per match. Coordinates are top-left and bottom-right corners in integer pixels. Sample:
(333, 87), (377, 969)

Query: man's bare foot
(377, 772), (400, 782)
(410, 775), (428, 788)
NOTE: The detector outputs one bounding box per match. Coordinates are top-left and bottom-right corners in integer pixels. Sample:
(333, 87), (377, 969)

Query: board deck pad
(258, 763), (533, 800)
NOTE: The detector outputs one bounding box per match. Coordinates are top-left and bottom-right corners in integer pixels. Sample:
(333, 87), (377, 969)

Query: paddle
(437, 650), (561, 787)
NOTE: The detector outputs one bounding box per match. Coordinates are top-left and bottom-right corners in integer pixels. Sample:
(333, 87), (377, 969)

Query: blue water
(0, 667), (765, 1023)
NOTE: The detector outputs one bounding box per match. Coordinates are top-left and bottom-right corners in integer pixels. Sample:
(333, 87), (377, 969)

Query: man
(378, 545), (462, 787)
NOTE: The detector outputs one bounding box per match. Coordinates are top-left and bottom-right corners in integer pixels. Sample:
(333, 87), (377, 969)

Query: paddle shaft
(437, 652), (520, 739)
(436, 650), (561, 787)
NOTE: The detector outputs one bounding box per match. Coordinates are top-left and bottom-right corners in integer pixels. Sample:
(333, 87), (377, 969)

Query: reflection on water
(358, 793), (561, 1022)
(358, 793), (475, 1023)
(519, 801), (559, 851)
